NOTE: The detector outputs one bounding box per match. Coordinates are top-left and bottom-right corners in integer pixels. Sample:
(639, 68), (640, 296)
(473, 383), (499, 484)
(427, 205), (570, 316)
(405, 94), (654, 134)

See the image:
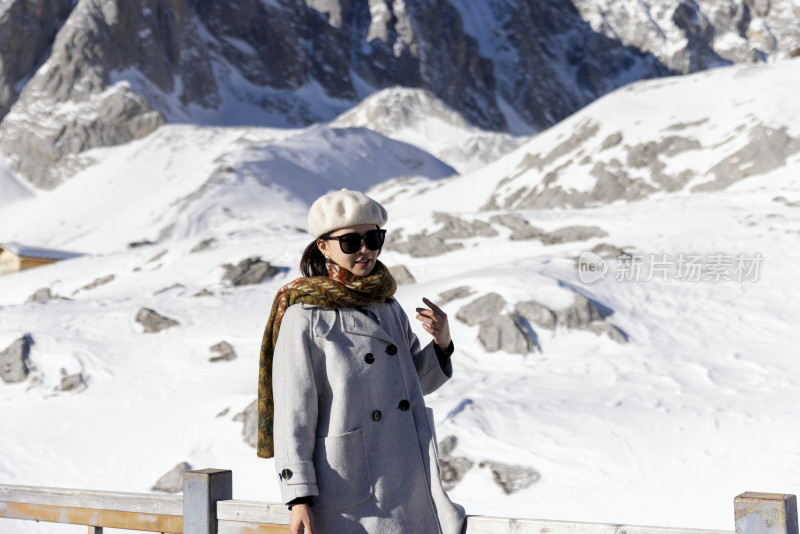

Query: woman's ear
(316, 238), (328, 258)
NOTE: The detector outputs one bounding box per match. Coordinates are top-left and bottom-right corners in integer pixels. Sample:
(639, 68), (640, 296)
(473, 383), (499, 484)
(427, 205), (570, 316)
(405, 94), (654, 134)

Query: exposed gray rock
(223, 257), (279, 286)
(479, 461), (541, 495)
(456, 293), (506, 326)
(0, 0), (74, 118)
(148, 250), (168, 263)
(583, 322), (628, 343)
(773, 196), (800, 208)
(554, 294), (606, 329)
(515, 301), (557, 330)
(489, 215), (605, 244)
(155, 283), (184, 295)
(77, 274), (115, 293)
(193, 289), (213, 297)
(437, 286), (475, 306)
(388, 264), (416, 285)
(478, 314), (534, 354)
(128, 240), (155, 249)
(440, 456), (475, 492)
(152, 462), (192, 493)
(601, 132), (623, 150)
(540, 225), (608, 244)
(209, 341), (237, 363)
(0, 335), (33, 384)
(571, 0), (800, 73)
(489, 214), (544, 240)
(591, 242), (632, 260)
(190, 238), (216, 253)
(234, 400), (257, 449)
(59, 372), (84, 391)
(136, 308), (179, 333)
(28, 288), (58, 303)
(438, 435), (459, 458)
(431, 212), (498, 239)
(385, 234), (464, 258)
(693, 125), (800, 192)
(437, 435), (474, 491)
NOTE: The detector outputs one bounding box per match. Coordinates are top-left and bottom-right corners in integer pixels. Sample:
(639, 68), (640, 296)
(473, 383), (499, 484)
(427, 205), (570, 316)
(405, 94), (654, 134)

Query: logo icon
(577, 252), (608, 284)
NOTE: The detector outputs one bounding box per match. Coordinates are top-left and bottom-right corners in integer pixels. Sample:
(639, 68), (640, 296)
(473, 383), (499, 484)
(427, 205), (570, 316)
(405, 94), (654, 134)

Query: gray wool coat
(272, 298), (466, 534)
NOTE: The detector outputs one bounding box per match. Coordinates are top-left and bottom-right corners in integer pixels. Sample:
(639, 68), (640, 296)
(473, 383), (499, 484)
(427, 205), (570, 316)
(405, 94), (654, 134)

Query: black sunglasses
(325, 229), (386, 254)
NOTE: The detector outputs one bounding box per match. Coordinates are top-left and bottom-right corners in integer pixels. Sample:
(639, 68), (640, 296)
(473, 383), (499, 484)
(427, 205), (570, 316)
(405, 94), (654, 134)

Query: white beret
(308, 189), (388, 237)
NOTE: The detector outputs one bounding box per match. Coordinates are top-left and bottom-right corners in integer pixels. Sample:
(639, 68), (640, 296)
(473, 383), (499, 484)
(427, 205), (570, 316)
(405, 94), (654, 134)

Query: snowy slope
(370, 59), (800, 217)
(2, 60), (800, 534)
(0, 124), (455, 253)
(0, 157), (34, 208)
(332, 87), (524, 173)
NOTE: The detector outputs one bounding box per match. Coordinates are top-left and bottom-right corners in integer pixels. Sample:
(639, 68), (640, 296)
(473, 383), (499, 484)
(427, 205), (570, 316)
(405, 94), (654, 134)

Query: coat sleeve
(394, 300), (453, 395)
(272, 305), (320, 503)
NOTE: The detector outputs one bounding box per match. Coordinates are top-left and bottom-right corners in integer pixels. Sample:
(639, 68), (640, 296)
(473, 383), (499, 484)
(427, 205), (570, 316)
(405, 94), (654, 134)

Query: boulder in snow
(59, 372), (84, 391)
(223, 257), (279, 286)
(554, 294), (606, 329)
(385, 234), (464, 258)
(27, 287), (58, 303)
(152, 462), (192, 493)
(0, 334), (33, 384)
(515, 300), (557, 330)
(136, 308), (179, 333)
(479, 461), (541, 495)
(478, 314), (534, 354)
(456, 293), (505, 326)
(437, 286), (475, 305)
(431, 212), (498, 239)
(388, 264), (416, 285)
(209, 341), (237, 362)
(234, 400), (257, 449)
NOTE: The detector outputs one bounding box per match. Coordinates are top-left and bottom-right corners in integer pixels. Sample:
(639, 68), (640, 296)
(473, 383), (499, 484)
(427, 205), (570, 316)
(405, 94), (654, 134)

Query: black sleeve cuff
(287, 496), (314, 510)
(434, 340), (454, 369)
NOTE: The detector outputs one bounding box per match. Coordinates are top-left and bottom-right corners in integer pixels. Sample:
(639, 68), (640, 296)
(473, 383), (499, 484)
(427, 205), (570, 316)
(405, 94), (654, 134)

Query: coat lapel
(340, 306), (395, 344)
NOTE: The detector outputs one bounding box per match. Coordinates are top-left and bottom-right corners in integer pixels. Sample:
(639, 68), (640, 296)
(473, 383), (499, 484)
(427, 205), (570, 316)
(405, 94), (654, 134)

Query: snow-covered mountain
(2, 0), (798, 190)
(2, 56), (800, 534)
(370, 58), (800, 214)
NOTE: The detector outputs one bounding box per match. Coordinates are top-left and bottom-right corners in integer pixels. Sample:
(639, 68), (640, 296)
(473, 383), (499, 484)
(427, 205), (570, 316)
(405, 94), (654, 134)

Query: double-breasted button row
(364, 353), (375, 364)
(280, 468), (293, 480)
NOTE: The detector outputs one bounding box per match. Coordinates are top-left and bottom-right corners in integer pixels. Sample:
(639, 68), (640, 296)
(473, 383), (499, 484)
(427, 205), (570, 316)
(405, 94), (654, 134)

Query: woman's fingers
(422, 297), (445, 315)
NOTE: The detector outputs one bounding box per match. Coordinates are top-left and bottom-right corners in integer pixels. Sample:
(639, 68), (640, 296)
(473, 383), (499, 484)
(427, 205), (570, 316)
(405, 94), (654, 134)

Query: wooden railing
(1, 468), (797, 534)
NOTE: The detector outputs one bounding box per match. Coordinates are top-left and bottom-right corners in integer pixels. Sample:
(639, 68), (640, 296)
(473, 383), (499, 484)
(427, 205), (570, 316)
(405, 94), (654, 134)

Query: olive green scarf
(257, 261), (397, 458)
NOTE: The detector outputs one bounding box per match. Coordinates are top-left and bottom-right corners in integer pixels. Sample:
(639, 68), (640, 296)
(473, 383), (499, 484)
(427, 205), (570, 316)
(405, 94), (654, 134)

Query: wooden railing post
(735, 493), (798, 534)
(183, 469), (232, 534)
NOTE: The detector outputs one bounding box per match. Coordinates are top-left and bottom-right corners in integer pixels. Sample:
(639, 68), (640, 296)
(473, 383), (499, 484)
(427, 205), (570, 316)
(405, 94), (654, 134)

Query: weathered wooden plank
(218, 519), (288, 533)
(184, 469), (233, 534)
(0, 501), (182, 532)
(463, 516), (734, 534)
(216, 500), (290, 525)
(735, 493), (798, 534)
(214, 502), (732, 534)
(0, 484), (183, 515)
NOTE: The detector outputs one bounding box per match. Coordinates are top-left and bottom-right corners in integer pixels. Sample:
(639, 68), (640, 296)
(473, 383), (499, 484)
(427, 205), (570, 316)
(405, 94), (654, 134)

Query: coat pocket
(312, 428), (373, 512)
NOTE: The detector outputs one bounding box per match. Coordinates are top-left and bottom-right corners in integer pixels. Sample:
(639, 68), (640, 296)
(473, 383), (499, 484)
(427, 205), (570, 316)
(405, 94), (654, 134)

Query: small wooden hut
(0, 242), (83, 275)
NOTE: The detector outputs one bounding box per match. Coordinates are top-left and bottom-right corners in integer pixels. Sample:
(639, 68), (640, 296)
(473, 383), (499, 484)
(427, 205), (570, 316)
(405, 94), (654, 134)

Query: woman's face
(317, 223), (381, 277)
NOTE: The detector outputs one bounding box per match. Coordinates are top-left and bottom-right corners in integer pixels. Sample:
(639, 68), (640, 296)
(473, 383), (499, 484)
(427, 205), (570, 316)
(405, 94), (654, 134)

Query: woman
(257, 189), (465, 534)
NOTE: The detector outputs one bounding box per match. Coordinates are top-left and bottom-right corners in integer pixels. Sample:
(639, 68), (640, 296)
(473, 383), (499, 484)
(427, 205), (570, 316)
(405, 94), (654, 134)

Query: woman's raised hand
(416, 297), (451, 349)
(290, 504), (313, 534)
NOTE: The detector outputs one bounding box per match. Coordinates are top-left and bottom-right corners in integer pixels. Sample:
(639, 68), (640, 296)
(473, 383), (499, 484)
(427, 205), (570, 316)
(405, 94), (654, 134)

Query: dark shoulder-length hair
(300, 233), (331, 277)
